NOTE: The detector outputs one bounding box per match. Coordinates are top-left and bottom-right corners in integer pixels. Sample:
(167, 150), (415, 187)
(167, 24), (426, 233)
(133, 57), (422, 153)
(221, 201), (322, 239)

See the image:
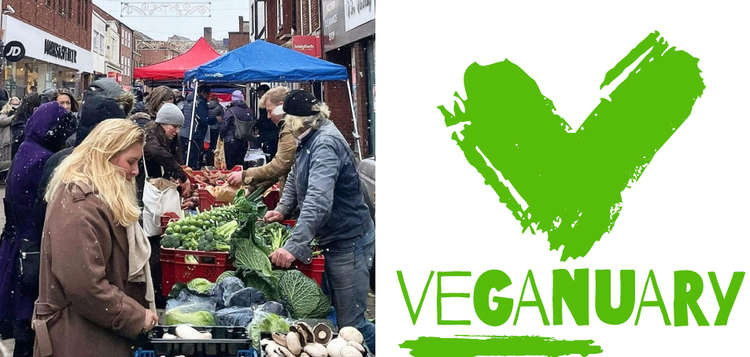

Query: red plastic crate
(159, 247), (234, 296)
(198, 188), (231, 211)
(293, 255), (325, 287)
(160, 212), (180, 235)
(281, 219), (296, 228)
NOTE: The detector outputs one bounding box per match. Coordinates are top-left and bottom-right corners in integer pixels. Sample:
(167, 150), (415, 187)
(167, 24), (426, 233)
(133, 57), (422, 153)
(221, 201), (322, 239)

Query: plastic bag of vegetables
(165, 303), (216, 326)
(215, 306), (255, 327)
(165, 289), (218, 312)
(248, 311), (292, 350)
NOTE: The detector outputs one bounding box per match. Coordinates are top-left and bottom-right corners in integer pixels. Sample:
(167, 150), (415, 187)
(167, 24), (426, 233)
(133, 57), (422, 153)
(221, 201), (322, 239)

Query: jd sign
(3, 41), (25, 62)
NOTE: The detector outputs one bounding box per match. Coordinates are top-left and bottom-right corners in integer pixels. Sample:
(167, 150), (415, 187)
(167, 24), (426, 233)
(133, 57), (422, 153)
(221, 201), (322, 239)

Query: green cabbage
(186, 278), (214, 295)
(233, 239), (272, 278)
(165, 309), (215, 326)
(278, 270), (331, 319)
(216, 270), (237, 283)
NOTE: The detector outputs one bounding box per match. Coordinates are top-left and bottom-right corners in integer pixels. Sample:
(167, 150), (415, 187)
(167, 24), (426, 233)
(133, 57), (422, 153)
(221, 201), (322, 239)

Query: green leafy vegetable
(233, 239), (272, 277)
(216, 270), (237, 283)
(165, 309), (215, 326)
(240, 269), (280, 302)
(248, 312), (290, 350)
(161, 235), (181, 248)
(186, 277), (214, 295)
(277, 270), (331, 319)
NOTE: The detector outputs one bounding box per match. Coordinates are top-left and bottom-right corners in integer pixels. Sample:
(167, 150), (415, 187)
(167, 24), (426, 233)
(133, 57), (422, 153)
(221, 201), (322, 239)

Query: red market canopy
(134, 38), (220, 81)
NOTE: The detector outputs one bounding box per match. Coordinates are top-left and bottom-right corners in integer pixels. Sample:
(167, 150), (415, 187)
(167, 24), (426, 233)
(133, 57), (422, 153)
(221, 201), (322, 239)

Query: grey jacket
(276, 119), (373, 263)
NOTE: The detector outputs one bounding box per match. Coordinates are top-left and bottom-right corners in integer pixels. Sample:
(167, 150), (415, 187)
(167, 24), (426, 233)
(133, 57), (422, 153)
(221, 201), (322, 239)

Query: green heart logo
(441, 31), (705, 260)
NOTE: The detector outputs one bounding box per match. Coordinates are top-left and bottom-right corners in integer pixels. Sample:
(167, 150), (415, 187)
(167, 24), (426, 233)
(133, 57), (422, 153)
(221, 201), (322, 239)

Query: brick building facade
(228, 16), (250, 51)
(119, 23), (134, 88)
(134, 29), (180, 67)
(258, 0), (375, 157)
(2, 0), (94, 97)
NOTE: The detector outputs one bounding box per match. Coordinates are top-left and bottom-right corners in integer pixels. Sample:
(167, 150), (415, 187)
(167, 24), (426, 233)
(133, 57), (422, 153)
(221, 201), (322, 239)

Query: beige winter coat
(33, 182), (148, 357)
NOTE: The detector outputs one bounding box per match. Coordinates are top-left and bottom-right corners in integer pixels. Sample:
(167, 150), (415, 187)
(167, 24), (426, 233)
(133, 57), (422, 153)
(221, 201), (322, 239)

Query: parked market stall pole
(346, 79), (362, 161)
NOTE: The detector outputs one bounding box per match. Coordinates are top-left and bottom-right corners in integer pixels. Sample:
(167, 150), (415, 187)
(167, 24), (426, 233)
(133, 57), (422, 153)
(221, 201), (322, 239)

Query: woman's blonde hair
(285, 103), (330, 135)
(1, 103), (13, 115)
(46, 119), (145, 226)
(259, 86), (289, 109)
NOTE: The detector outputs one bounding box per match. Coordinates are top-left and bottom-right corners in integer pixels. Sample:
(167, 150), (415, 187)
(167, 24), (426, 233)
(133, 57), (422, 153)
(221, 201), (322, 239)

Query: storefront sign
(107, 71), (122, 83)
(345, 0), (375, 31)
(4, 17), (92, 73)
(44, 39), (77, 63)
(292, 36), (321, 58)
(322, 0), (375, 52)
(3, 41), (26, 62)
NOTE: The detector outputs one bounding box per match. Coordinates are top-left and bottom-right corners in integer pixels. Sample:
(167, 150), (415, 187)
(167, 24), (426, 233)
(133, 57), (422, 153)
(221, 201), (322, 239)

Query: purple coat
(0, 101), (73, 321)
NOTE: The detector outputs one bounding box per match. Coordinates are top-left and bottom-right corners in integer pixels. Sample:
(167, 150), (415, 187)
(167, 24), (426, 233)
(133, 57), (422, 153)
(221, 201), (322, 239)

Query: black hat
(283, 90), (319, 116)
(74, 94), (127, 146)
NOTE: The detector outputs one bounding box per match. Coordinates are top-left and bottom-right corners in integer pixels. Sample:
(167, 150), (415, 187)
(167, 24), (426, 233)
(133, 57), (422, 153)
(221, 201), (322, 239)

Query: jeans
(180, 136), (202, 169)
(323, 229), (375, 353)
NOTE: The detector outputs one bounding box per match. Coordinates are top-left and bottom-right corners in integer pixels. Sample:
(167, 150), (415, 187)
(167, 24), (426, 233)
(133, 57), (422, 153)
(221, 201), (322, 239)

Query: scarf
(126, 223), (156, 314)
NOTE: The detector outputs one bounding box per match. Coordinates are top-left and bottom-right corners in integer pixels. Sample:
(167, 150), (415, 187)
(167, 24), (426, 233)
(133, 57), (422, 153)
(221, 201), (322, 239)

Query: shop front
(2, 16), (93, 99)
(322, 0), (376, 157)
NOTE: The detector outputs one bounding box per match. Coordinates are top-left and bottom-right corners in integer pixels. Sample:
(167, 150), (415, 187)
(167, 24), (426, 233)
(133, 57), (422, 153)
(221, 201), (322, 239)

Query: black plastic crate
(146, 325), (252, 357)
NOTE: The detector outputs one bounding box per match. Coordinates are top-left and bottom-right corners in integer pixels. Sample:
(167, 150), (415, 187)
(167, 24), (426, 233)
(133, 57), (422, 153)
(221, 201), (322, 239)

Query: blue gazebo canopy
(184, 40), (347, 84)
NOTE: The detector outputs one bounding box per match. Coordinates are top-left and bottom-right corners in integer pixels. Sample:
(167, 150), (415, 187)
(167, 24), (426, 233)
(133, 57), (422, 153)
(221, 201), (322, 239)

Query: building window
(277, 0), (283, 34)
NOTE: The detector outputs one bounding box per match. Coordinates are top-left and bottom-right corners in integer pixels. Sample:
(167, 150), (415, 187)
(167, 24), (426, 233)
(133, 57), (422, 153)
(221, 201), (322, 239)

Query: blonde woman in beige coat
(33, 119), (158, 357)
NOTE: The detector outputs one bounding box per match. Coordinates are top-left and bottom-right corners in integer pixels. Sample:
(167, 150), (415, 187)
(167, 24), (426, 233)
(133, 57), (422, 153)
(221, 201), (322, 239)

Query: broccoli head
(161, 235), (181, 248)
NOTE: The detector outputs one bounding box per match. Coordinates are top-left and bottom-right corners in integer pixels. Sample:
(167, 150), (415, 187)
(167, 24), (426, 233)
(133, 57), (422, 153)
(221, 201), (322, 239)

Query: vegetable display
(260, 323), (369, 357)
(162, 204), (240, 251)
(186, 278), (214, 295)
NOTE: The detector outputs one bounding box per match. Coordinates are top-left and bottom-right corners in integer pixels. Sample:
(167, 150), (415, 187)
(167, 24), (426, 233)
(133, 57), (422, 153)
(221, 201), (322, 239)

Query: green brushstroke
(400, 335), (603, 356)
(440, 31), (704, 260)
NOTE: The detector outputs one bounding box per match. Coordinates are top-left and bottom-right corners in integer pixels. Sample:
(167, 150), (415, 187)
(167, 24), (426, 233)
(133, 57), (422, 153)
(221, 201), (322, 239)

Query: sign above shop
(44, 39), (77, 63)
(3, 41), (25, 62)
(322, 0), (375, 52)
(344, 0), (375, 31)
(107, 71), (122, 83)
(292, 36), (321, 58)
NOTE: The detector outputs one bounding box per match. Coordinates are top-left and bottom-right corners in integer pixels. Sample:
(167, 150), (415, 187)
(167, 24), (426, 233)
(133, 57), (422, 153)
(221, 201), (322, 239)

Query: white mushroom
(326, 337), (348, 357)
(303, 342), (328, 357)
(347, 340), (365, 354)
(286, 331), (303, 355)
(296, 322), (315, 345)
(272, 332), (288, 348)
(338, 327), (364, 345)
(313, 323), (333, 345)
(340, 346), (362, 357)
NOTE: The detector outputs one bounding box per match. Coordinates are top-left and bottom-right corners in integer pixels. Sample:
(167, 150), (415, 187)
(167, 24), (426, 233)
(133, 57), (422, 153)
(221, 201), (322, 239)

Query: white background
(377, 1), (750, 355)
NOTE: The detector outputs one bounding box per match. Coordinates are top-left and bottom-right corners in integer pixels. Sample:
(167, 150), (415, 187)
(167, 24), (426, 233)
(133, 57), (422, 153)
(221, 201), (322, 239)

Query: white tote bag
(141, 154), (183, 237)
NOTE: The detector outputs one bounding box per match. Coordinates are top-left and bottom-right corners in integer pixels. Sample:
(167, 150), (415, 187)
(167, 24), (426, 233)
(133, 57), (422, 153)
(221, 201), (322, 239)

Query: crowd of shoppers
(0, 82), (375, 356)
